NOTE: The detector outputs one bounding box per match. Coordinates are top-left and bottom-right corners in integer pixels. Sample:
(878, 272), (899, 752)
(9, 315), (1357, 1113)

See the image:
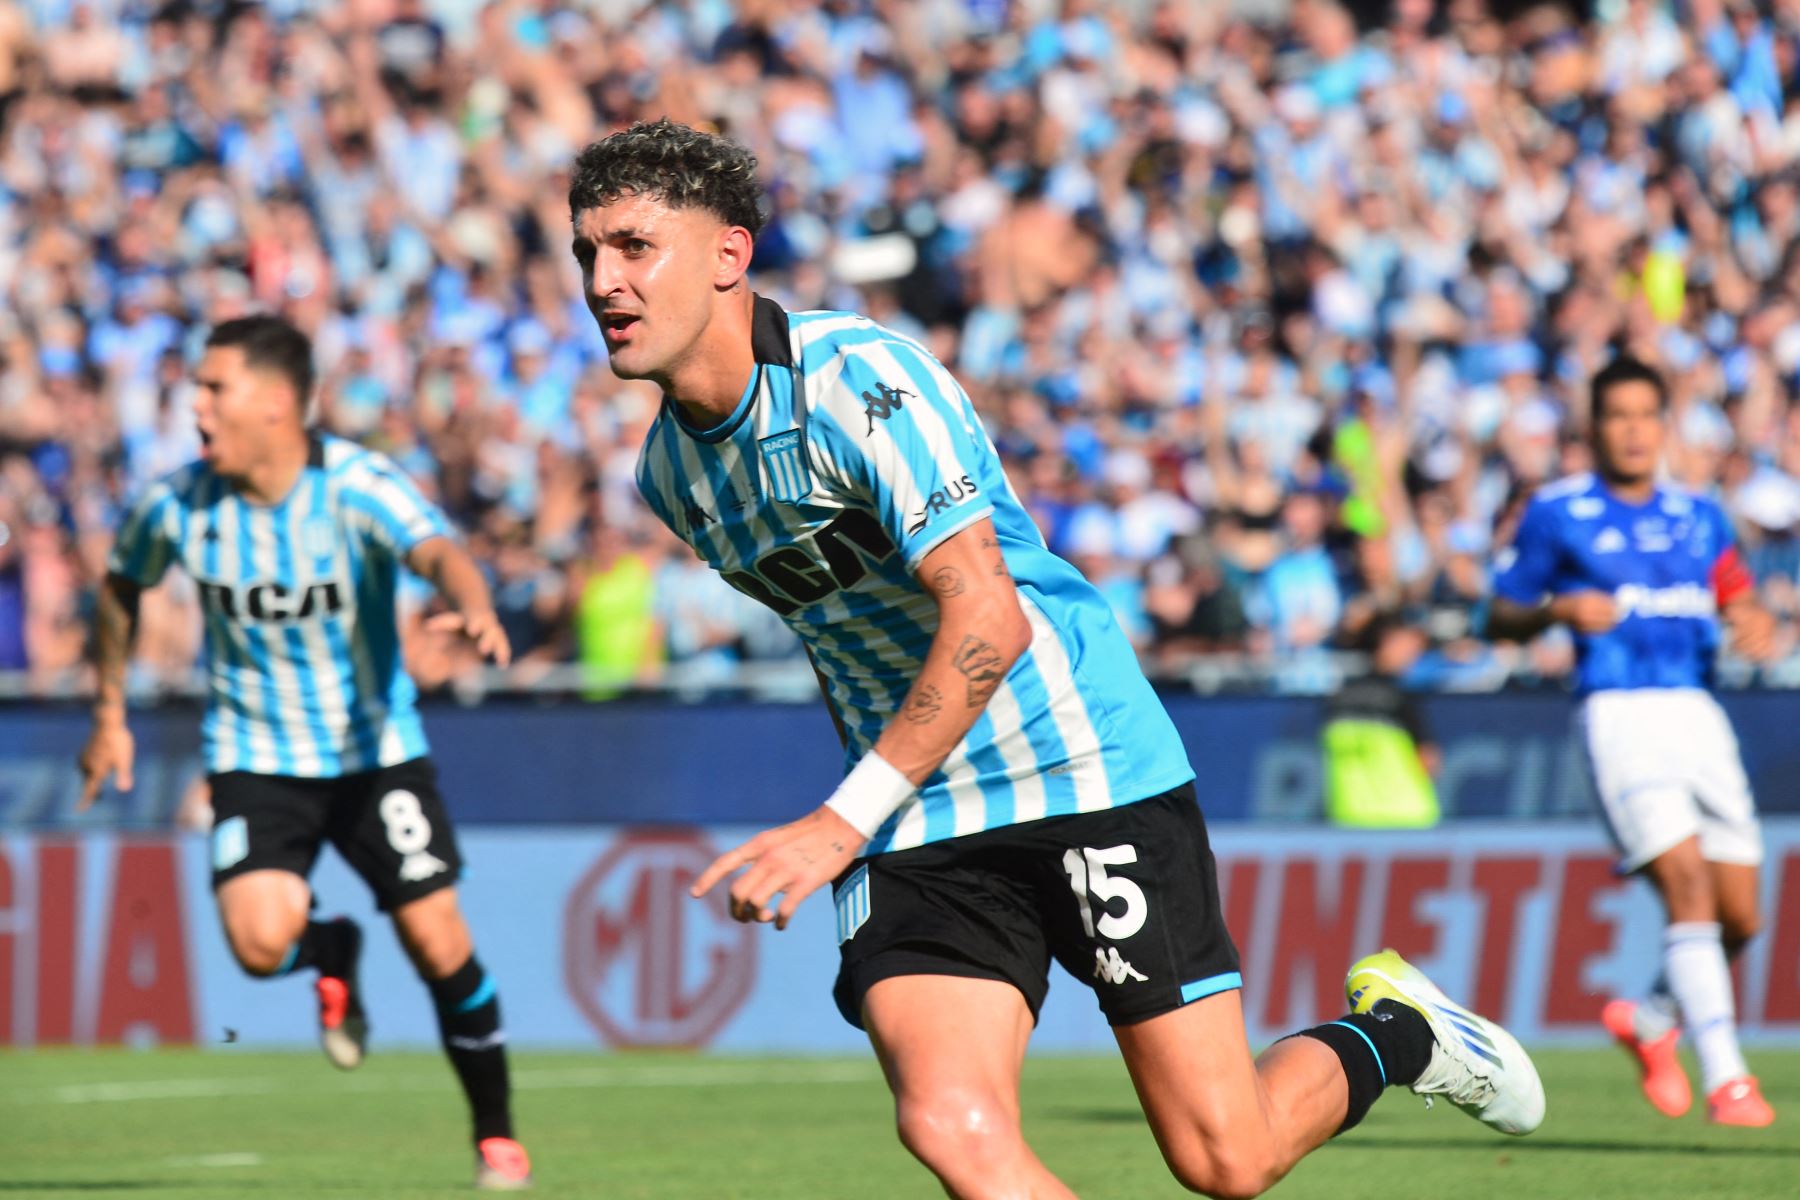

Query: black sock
(1290, 1000), (1434, 1133)
(275, 918), (354, 979)
(427, 955), (513, 1143)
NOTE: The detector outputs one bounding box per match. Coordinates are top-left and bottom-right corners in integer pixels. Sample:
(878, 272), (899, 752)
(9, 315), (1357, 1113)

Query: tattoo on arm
(930, 566), (966, 598)
(901, 682), (944, 725)
(94, 577), (141, 713)
(951, 635), (1005, 707)
(978, 535), (1007, 577)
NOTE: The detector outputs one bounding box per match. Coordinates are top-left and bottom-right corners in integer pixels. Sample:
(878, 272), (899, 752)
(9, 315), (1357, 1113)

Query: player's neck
(661, 291), (758, 430)
(1599, 470), (1656, 506)
(233, 433), (311, 507)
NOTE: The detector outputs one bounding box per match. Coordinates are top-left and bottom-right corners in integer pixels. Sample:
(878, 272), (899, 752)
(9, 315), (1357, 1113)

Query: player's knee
(1722, 906), (1762, 945)
(229, 921), (300, 977)
(893, 1088), (1021, 1175)
(1166, 1142), (1279, 1200)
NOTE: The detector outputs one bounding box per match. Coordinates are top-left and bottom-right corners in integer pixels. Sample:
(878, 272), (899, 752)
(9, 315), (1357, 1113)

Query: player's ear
(714, 224), (754, 292)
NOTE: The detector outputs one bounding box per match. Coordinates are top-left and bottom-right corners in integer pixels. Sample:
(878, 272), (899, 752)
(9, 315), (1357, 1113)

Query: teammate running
(1489, 355), (1777, 1127)
(77, 316), (534, 1189)
(573, 118), (1544, 1199)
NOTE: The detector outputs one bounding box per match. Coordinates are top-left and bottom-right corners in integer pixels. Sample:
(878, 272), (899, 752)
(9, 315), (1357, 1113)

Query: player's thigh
(1581, 696), (1703, 873)
(207, 770), (328, 915)
(863, 975), (1035, 1144)
(1687, 696), (1765, 873)
(1113, 989), (1276, 1161)
(1712, 860), (1762, 943)
(1640, 835), (1718, 923)
(1037, 784), (1241, 1029)
(328, 758), (465, 913)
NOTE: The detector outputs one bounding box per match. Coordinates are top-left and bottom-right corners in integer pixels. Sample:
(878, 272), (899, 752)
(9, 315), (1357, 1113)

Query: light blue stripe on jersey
(955, 710), (1014, 832)
(239, 505), (294, 775)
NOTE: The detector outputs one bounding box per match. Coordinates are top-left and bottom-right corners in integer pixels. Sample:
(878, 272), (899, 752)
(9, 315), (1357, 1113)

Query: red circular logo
(562, 829), (757, 1048)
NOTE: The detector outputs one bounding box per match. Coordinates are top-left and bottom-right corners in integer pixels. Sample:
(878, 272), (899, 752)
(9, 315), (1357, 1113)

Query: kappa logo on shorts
(212, 815), (249, 872)
(399, 851), (450, 883)
(835, 864), (872, 945)
(1093, 946), (1149, 985)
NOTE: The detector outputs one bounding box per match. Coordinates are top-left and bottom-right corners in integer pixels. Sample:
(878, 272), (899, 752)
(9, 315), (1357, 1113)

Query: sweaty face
(192, 346), (294, 478)
(1593, 379), (1665, 484)
(572, 194), (730, 384)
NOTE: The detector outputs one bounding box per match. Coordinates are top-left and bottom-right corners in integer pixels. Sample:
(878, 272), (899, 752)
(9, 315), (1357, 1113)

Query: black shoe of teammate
(316, 918), (368, 1070)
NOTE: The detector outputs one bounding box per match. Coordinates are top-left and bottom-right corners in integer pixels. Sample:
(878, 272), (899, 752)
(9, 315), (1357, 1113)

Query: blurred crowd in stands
(3, 0), (1800, 697)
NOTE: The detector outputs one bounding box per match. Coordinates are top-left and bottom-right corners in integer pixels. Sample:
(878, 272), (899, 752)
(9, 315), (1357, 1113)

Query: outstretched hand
(78, 719), (136, 811)
(690, 806), (865, 931)
(426, 609), (513, 667)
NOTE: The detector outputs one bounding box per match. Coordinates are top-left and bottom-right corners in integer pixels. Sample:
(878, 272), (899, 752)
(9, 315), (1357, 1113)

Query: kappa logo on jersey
(682, 500), (711, 533)
(197, 579), (346, 623)
(1592, 527), (1627, 554)
(860, 382), (912, 435)
(1093, 946), (1149, 985)
(906, 474), (980, 536)
(758, 430), (812, 504)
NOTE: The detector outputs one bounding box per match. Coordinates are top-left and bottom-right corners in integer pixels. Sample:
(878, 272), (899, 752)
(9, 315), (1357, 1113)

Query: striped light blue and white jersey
(636, 298), (1194, 855)
(109, 433), (450, 777)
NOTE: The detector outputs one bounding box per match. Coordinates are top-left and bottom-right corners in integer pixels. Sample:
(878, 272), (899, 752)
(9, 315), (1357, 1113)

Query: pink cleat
(475, 1137), (533, 1191)
(1602, 999), (1690, 1118)
(1707, 1077), (1775, 1127)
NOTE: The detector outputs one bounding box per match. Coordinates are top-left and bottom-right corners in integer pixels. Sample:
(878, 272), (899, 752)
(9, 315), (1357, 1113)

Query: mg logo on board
(562, 830), (756, 1048)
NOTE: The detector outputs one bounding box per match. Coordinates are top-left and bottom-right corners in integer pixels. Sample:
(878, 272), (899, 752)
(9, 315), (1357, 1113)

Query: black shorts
(831, 783), (1239, 1029)
(208, 758), (464, 912)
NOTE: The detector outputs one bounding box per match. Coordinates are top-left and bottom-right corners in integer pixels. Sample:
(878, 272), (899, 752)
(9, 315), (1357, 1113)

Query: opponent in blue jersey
(77, 317), (533, 1189)
(1490, 355), (1777, 1127)
(572, 120), (1542, 1198)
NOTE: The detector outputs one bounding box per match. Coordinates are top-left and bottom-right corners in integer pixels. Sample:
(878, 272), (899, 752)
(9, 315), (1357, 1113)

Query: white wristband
(824, 750), (915, 840)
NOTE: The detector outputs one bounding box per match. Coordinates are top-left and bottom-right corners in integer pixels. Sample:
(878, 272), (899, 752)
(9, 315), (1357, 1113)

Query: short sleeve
(343, 453), (453, 558)
(1491, 499), (1561, 604)
(811, 339), (996, 569)
(106, 484), (179, 587)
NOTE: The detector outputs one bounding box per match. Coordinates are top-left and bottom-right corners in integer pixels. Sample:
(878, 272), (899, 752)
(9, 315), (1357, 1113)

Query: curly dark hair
(569, 119), (764, 236)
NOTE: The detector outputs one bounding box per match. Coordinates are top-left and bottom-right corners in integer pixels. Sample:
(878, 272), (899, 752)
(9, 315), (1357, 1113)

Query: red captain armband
(1711, 546), (1754, 608)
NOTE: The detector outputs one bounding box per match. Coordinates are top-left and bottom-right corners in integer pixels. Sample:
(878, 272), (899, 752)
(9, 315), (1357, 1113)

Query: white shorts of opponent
(1577, 688), (1764, 873)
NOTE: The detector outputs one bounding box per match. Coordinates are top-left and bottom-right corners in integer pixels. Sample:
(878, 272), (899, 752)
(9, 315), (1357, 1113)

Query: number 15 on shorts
(1063, 845), (1147, 940)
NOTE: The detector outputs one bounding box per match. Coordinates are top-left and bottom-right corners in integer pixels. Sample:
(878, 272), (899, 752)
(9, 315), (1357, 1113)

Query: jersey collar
(666, 294), (799, 444)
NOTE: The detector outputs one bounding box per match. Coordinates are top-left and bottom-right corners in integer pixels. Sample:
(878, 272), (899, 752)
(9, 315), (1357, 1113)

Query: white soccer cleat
(1346, 949), (1546, 1136)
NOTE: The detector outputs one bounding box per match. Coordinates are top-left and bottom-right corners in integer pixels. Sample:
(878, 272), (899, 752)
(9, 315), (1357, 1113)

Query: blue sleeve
(811, 340), (996, 569)
(344, 455), (453, 559)
(1492, 499), (1562, 604)
(106, 485), (178, 587)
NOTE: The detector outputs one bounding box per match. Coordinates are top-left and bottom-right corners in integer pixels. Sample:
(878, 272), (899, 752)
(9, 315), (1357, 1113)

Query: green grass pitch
(5, 1048), (1797, 1198)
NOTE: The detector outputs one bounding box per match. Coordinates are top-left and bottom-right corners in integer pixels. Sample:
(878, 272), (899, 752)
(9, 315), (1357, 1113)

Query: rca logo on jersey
(758, 430), (812, 505)
(196, 579), (346, 622)
(906, 475), (979, 536)
(1614, 582), (1716, 619)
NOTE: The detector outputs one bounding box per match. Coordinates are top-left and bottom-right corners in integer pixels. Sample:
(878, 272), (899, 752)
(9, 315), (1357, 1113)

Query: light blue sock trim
(1327, 1020), (1386, 1087)
(1179, 971), (1244, 1005)
(455, 973), (498, 1014)
(273, 943), (299, 977)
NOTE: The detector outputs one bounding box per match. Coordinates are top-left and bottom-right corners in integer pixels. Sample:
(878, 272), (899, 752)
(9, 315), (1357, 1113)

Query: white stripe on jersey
(1017, 595), (1109, 812)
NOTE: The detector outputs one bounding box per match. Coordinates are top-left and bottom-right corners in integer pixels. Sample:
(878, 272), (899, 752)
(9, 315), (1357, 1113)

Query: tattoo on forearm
(951, 635), (1005, 706)
(930, 566), (966, 598)
(94, 581), (139, 708)
(902, 682), (944, 725)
